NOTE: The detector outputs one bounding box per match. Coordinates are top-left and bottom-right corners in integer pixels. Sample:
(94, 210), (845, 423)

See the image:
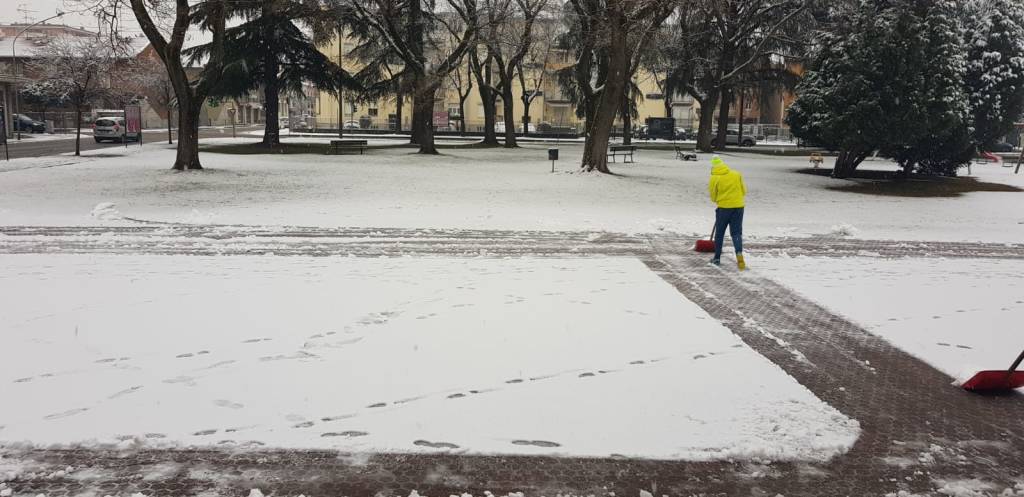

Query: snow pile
(0, 254), (859, 461)
(935, 479), (996, 497)
(755, 256), (1024, 379)
(828, 224), (859, 237)
(90, 203), (122, 221)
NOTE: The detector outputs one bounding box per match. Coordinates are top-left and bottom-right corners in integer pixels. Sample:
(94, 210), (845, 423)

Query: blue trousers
(714, 207), (744, 260)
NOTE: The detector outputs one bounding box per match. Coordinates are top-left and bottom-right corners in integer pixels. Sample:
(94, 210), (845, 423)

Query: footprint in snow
(448, 393), (466, 399)
(366, 402), (387, 408)
(955, 344), (973, 349)
(321, 414), (356, 422)
(241, 338), (265, 344)
(629, 360), (646, 365)
(193, 429), (218, 436)
(505, 379), (524, 384)
(292, 421), (315, 428)
(579, 372), (595, 378)
(108, 385), (144, 399)
(44, 407), (89, 420)
(511, 440), (561, 448)
(14, 377), (33, 383)
(413, 440), (460, 449)
(322, 431), (369, 438)
(95, 358), (118, 363)
(693, 354), (707, 360)
(144, 433), (166, 439)
(176, 353), (194, 358)
(214, 399), (244, 409)
(937, 342), (951, 347)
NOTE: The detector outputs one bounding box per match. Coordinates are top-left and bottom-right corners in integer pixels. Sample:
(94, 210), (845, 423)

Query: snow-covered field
(0, 254), (859, 461)
(755, 256), (1024, 381)
(0, 137), (1020, 242)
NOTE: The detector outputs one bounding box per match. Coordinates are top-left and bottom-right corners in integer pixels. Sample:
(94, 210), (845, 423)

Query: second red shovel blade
(694, 239), (715, 252)
(961, 371), (1024, 391)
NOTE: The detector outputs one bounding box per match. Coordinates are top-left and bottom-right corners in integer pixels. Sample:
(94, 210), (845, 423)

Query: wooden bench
(608, 145), (637, 163)
(809, 152), (824, 168)
(328, 139), (368, 155)
(675, 145), (698, 161)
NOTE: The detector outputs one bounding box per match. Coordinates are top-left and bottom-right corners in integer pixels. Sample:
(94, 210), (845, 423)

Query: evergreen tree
(787, 0), (973, 178)
(963, 0), (1024, 151)
(190, 0), (354, 146)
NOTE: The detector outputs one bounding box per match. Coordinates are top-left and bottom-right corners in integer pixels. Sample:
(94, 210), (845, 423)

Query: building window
(368, 108), (378, 117)
(646, 93), (664, 100)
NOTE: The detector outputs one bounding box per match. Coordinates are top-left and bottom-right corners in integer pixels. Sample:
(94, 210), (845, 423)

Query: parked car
(13, 114), (46, 133)
(990, 142), (1015, 152)
(675, 128), (696, 140)
(93, 117), (140, 143)
(711, 129), (757, 147)
(494, 121), (535, 133)
(342, 121), (361, 130)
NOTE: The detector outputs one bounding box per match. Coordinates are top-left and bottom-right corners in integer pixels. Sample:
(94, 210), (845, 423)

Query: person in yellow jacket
(708, 155), (747, 270)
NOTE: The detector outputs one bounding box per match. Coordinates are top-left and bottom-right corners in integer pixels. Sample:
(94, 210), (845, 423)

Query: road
(1, 125), (264, 160)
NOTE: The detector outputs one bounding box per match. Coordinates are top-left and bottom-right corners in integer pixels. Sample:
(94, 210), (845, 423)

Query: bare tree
(28, 36), (117, 156)
(89, 0), (228, 169)
(478, 0), (547, 147)
(136, 56), (177, 144)
(516, 10), (557, 136)
(565, 0), (674, 173)
(448, 63), (474, 135)
(342, 0), (478, 154)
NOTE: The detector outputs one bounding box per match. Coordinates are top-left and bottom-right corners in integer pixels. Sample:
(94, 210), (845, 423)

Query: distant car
(711, 129), (757, 147)
(990, 142), (1015, 152)
(290, 121), (310, 131)
(675, 128), (696, 140)
(494, 121), (535, 133)
(343, 121), (360, 130)
(93, 117), (140, 143)
(13, 114), (46, 133)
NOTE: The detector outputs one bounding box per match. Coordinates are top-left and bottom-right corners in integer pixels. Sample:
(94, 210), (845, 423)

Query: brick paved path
(2, 226), (1023, 497)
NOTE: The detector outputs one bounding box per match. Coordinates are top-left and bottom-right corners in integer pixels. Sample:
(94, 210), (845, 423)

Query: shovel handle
(1009, 349), (1024, 374)
(709, 222), (716, 241)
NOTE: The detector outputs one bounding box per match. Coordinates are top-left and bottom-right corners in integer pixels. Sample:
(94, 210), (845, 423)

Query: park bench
(809, 152), (824, 168)
(675, 145), (698, 161)
(328, 139), (368, 155)
(607, 145), (637, 163)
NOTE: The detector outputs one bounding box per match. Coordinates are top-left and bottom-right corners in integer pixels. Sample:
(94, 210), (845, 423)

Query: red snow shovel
(694, 224), (716, 253)
(961, 349), (1024, 392)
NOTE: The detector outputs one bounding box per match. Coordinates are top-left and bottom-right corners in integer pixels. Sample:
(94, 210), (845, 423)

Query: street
(1, 125), (264, 160)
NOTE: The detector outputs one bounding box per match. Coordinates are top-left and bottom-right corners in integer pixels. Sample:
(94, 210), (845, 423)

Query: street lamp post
(12, 11), (65, 141)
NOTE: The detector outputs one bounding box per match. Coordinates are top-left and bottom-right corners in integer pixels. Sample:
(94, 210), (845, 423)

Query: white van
(93, 117), (140, 143)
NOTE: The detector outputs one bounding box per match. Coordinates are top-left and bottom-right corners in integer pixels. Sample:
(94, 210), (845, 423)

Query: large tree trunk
(173, 100), (203, 170)
(580, 28), (628, 173)
(715, 86), (733, 149)
(262, 56), (281, 146)
(833, 149), (868, 179)
(695, 89), (719, 152)
(480, 90), (499, 146)
(412, 80), (438, 154)
(74, 107), (82, 156)
(621, 88), (632, 146)
(458, 97), (467, 136)
(501, 85), (517, 148)
(395, 90), (403, 134)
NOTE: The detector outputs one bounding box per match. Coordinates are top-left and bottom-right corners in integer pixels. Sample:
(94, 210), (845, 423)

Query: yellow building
(313, 35), (789, 137)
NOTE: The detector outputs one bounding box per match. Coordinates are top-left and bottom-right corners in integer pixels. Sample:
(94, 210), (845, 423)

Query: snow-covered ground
(0, 254), (859, 461)
(755, 256), (1024, 382)
(0, 137), (1021, 242)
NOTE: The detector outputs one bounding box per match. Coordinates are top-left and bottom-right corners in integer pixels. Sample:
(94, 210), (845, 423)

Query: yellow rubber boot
(737, 253), (747, 271)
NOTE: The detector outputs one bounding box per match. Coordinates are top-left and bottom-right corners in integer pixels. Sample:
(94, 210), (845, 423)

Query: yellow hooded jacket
(708, 157), (746, 209)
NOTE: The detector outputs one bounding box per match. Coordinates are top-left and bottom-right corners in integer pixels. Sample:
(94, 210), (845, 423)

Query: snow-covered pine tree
(963, 0), (1024, 152)
(787, 0), (974, 178)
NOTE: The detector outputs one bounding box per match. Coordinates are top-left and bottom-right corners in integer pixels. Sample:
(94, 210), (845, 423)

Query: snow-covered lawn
(755, 256), (1024, 381)
(0, 254), (859, 461)
(0, 137), (1020, 242)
